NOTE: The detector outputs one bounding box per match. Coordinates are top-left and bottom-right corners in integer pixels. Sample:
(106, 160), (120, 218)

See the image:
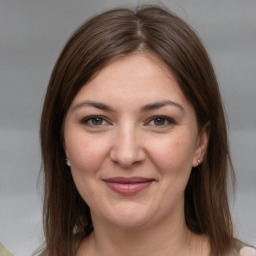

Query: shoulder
(36, 250), (47, 256)
(0, 242), (14, 256)
(231, 240), (256, 256)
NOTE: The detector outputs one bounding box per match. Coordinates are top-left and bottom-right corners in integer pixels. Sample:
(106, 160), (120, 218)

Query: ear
(192, 122), (210, 167)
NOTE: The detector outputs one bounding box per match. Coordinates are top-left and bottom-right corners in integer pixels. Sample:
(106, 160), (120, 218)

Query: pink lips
(103, 177), (154, 195)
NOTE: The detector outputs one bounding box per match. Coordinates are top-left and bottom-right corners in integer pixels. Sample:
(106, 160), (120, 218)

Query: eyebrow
(71, 100), (114, 113)
(71, 100), (184, 113)
(140, 100), (184, 112)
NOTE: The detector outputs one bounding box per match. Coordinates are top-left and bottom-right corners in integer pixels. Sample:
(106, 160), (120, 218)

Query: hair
(40, 5), (235, 256)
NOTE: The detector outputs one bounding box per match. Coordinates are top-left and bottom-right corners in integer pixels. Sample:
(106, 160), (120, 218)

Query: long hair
(40, 5), (235, 255)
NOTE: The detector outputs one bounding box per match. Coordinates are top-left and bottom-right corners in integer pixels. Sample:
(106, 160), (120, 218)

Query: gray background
(0, 0), (255, 255)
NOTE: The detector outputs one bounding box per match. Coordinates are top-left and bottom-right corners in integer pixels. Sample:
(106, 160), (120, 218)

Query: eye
(147, 116), (175, 127)
(81, 116), (108, 126)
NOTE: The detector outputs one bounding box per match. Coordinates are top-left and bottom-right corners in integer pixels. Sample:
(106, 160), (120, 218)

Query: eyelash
(80, 115), (176, 128)
(146, 116), (176, 127)
(81, 115), (109, 126)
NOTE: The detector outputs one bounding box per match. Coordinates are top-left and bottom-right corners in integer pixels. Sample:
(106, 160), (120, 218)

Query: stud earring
(197, 159), (201, 164)
(66, 158), (71, 167)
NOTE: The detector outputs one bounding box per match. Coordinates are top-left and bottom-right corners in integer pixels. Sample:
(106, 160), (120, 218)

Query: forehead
(71, 53), (189, 107)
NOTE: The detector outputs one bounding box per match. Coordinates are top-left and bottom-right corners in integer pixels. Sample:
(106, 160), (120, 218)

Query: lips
(103, 177), (155, 195)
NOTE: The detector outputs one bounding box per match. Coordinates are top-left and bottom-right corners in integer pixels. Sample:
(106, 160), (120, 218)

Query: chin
(97, 202), (159, 230)
(109, 215), (153, 230)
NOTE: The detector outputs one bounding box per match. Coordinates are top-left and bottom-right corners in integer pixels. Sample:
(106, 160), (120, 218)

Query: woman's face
(64, 53), (208, 229)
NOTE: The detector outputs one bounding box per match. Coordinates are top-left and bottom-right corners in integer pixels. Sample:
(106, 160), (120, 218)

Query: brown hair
(40, 5), (235, 256)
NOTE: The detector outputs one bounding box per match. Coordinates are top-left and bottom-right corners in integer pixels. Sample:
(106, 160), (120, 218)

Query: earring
(197, 159), (201, 164)
(66, 158), (71, 167)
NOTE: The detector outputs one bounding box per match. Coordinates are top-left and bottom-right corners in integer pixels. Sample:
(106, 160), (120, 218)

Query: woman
(39, 5), (254, 256)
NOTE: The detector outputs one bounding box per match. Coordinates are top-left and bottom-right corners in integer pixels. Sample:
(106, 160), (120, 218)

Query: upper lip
(103, 177), (155, 184)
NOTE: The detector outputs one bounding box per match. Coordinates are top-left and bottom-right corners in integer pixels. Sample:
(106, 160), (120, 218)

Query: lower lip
(104, 181), (153, 195)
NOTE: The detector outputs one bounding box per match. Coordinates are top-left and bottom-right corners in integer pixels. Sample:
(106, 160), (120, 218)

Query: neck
(77, 210), (210, 256)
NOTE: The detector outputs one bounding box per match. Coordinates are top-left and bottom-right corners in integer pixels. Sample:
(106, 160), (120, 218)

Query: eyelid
(81, 115), (110, 126)
(146, 116), (177, 127)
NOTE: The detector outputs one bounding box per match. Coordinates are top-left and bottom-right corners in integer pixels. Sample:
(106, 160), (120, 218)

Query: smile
(103, 177), (155, 195)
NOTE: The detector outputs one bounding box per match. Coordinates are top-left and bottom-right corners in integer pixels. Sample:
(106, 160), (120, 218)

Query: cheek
(65, 134), (111, 204)
(65, 133), (110, 174)
(148, 132), (196, 174)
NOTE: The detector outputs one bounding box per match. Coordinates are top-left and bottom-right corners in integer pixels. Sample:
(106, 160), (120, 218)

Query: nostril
(110, 147), (146, 168)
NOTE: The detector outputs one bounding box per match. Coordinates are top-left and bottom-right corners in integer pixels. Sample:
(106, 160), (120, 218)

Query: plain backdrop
(0, 0), (255, 255)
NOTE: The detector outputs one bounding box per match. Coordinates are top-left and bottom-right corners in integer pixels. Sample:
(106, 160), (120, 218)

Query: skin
(64, 53), (210, 256)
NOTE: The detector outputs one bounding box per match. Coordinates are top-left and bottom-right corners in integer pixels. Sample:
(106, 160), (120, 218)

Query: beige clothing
(0, 243), (14, 256)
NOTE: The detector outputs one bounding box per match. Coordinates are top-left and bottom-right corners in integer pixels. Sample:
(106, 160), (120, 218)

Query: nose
(110, 124), (146, 168)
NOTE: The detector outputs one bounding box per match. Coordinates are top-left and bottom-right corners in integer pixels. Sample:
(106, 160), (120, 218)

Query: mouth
(103, 177), (155, 195)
